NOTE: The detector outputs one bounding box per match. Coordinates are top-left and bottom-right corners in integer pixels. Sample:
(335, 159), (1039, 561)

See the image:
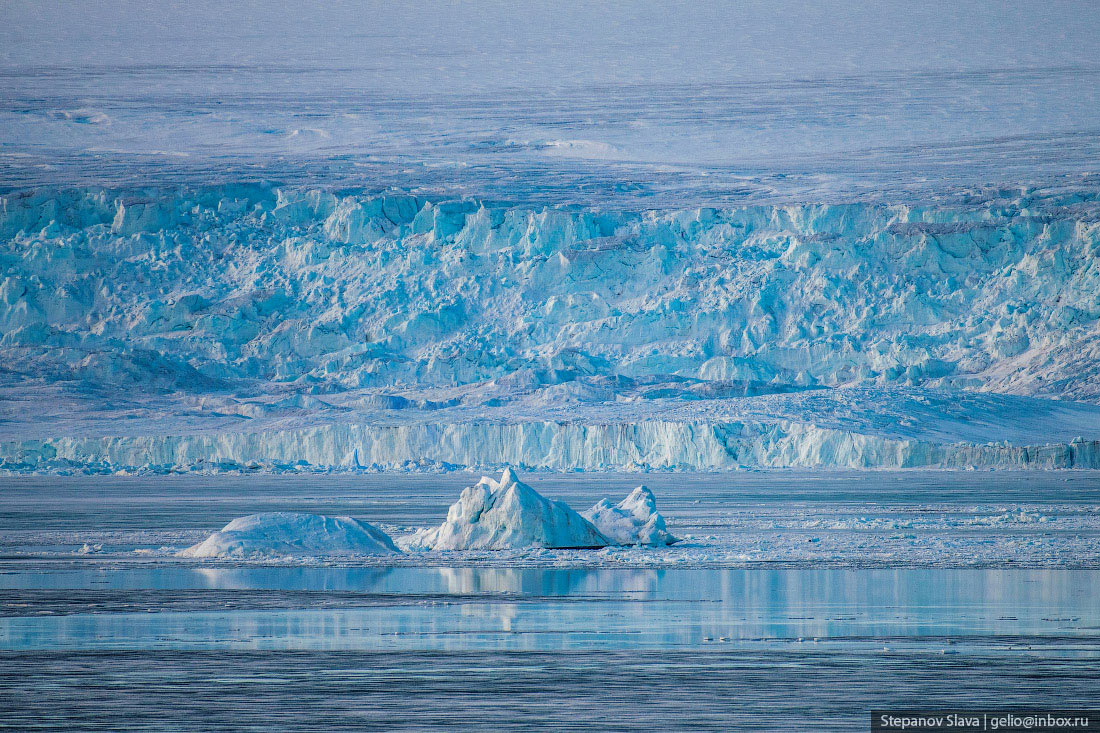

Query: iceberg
(414, 468), (609, 550)
(583, 486), (677, 547)
(178, 512), (399, 558)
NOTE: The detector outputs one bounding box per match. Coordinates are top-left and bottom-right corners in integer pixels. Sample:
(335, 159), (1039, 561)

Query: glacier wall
(3, 185), (1100, 472)
(4, 185), (1100, 400)
(4, 421), (1099, 474)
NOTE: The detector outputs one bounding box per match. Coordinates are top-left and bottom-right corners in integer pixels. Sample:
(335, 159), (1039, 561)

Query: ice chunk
(416, 468), (609, 550)
(583, 485), (677, 546)
(178, 512), (399, 558)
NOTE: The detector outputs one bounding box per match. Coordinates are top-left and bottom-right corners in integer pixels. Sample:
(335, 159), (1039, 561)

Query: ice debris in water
(411, 468), (610, 550)
(583, 486), (678, 547)
(178, 512), (399, 558)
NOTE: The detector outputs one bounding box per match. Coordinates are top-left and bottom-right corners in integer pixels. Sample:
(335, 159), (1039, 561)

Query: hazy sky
(4, 1), (1098, 84)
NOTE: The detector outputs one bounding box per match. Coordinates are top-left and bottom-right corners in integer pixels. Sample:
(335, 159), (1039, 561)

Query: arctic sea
(1, 472), (1098, 730)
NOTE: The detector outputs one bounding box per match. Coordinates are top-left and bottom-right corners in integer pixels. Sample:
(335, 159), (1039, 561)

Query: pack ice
(178, 512), (399, 558)
(412, 469), (610, 550)
(583, 486), (677, 547)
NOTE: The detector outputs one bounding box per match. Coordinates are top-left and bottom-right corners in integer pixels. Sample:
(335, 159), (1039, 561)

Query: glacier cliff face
(5, 419), (1100, 474)
(5, 186), (1100, 399)
(2, 185), (1100, 472)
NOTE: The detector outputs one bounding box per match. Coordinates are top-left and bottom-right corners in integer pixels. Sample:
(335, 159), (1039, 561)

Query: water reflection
(0, 566), (1096, 651)
(194, 567), (397, 592)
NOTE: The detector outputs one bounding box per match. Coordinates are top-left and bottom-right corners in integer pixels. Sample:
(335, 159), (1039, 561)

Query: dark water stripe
(1, 649), (1096, 732)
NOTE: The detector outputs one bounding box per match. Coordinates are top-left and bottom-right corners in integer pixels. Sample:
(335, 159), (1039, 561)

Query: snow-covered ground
(3, 2), (1100, 203)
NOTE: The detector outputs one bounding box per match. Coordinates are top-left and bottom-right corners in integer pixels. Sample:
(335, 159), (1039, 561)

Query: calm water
(1, 565), (1098, 652)
(1, 472), (1099, 730)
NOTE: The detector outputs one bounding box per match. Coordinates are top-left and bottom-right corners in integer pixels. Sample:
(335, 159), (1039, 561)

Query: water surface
(1, 472), (1098, 729)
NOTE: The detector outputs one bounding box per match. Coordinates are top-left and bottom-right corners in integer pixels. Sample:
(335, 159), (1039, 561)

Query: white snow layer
(411, 469), (610, 550)
(583, 486), (677, 547)
(5, 1), (1100, 202)
(178, 512), (399, 558)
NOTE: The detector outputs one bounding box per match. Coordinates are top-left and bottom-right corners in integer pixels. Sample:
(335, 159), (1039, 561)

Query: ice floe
(408, 468), (610, 550)
(583, 485), (677, 546)
(178, 512), (399, 558)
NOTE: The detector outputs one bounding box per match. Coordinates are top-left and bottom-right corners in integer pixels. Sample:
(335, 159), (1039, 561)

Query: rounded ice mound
(415, 468), (609, 550)
(583, 486), (678, 546)
(178, 512), (399, 558)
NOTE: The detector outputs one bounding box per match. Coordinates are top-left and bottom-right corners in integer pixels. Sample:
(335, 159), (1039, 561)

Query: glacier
(2, 184), (1100, 472)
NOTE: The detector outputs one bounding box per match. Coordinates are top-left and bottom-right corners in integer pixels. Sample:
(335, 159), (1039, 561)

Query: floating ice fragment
(583, 485), (678, 546)
(178, 512), (399, 558)
(413, 468), (609, 550)
(51, 107), (111, 125)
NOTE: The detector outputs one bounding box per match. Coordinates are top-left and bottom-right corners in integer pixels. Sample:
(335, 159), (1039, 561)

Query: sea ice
(412, 468), (609, 550)
(178, 512), (399, 558)
(583, 486), (677, 547)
